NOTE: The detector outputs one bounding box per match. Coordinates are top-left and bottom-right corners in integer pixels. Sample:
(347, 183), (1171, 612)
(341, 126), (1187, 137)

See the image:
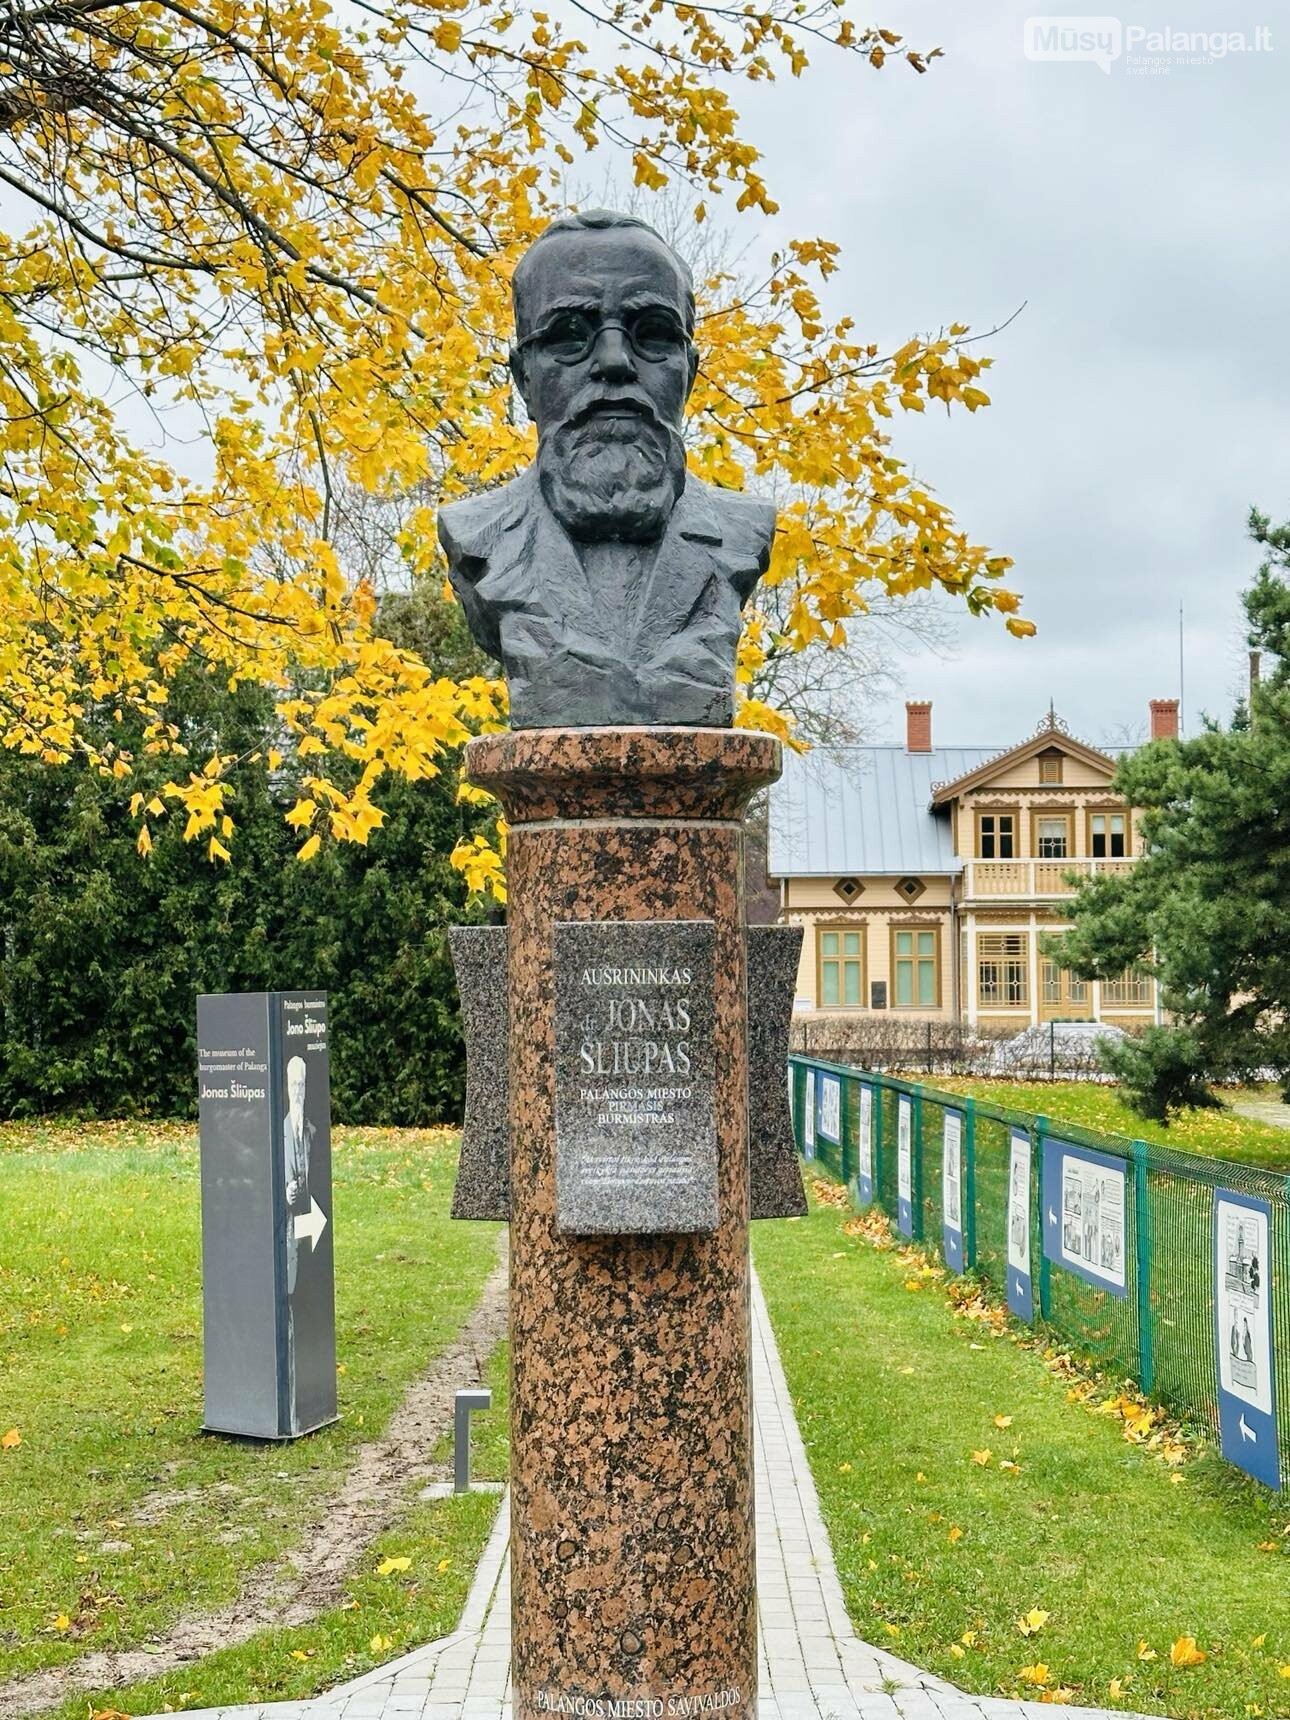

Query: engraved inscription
(555, 921), (717, 1235)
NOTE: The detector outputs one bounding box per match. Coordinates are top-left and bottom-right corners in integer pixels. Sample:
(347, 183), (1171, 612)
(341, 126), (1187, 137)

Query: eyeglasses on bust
(517, 306), (691, 366)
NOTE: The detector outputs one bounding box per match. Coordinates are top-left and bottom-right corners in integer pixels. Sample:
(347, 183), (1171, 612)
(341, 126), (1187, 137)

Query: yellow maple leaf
(376, 1555), (411, 1575)
(369, 1634), (392, 1653)
(1039, 1688), (1073, 1704)
(1169, 1636), (1207, 1668)
(1019, 1662), (1050, 1686)
(297, 833), (322, 863)
(971, 1448), (992, 1466)
(53, 1614), (71, 1632)
(1, 1429), (20, 1450)
(949, 1643), (965, 1658)
(1136, 1640), (1157, 1661)
(1108, 1677), (1127, 1699)
(947, 1526), (963, 1544)
(291, 1649), (308, 1661)
(1017, 1609), (1051, 1636)
(961, 1630), (978, 1646)
(993, 1414), (1013, 1428)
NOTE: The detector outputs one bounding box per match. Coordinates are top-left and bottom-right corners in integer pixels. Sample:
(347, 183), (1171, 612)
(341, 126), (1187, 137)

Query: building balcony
(964, 857), (1136, 899)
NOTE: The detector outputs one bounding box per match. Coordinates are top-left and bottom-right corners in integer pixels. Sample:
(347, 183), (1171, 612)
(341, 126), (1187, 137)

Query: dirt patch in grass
(0, 1244), (508, 1720)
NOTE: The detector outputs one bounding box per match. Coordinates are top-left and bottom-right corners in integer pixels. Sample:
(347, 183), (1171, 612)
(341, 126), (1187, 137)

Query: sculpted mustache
(561, 393), (667, 431)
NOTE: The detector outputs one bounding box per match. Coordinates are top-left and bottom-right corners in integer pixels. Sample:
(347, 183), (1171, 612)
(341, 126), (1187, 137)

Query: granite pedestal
(464, 726), (781, 1720)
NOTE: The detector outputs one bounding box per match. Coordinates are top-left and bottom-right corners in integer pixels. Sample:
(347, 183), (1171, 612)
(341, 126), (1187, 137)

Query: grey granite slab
(450, 923), (806, 1224)
(448, 926), (509, 1221)
(553, 919), (718, 1234)
(748, 924), (808, 1220)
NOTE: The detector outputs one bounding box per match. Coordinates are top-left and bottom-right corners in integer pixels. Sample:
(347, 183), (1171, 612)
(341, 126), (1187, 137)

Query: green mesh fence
(788, 1056), (1290, 1489)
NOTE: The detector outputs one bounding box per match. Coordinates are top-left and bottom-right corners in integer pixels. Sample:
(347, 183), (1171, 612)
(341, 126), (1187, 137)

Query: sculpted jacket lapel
(627, 480), (754, 672)
(472, 468), (609, 657)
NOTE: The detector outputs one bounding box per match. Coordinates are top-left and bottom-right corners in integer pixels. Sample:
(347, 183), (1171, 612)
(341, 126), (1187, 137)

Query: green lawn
(753, 1196), (1289, 1720)
(931, 1079), (1290, 1173)
(0, 1122), (502, 1691)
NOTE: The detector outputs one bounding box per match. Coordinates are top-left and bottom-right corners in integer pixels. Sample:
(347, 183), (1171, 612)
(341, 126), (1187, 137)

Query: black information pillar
(197, 991), (337, 1439)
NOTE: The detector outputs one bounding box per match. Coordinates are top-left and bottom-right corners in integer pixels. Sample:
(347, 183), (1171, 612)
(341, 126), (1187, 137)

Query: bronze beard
(537, 409), (687, 545)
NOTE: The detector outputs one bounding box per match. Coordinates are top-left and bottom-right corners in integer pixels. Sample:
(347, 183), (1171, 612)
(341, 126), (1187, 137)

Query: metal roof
(767, 745), (1000, 878)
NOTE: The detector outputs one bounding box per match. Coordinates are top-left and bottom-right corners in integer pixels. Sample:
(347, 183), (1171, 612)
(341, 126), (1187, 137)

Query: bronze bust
(438, 210), (777, 728)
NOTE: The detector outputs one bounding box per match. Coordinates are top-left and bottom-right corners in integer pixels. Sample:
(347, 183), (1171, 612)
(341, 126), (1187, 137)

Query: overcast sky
(717, 0), (1289, 749)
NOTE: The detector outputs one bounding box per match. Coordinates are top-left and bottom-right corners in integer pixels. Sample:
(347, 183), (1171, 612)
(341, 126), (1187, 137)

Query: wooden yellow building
(767, 701), (1175, 1030)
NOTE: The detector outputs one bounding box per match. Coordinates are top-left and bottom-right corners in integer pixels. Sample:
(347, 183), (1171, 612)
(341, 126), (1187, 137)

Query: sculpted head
(509, 210), (699, 543)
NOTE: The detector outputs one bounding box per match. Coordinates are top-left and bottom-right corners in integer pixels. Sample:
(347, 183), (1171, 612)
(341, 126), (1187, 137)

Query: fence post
(873, 1080), (884, 1203)
(1035, 1114), (1051, 1320)
(926, 1020), (933, 1074)
(912, 1083), (925, 1241)
(840, 1069), (853, 1188)
(964, 1097), (978, 1269)
(1049, 1021), (1056, 1083)
(1132, 1140), (1155, 1395)
(789, 1059), (800, 1152)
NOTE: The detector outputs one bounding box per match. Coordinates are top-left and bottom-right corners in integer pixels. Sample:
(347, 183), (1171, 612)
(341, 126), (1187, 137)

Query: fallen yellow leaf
(1257, 1540), (1279, 1551)
(1019, 1662), (1050, 1686)
(436, 1557), (451, 1572)
(1169, 1635), (1207, 1668)
(53, 1614), (71, 1632)
(1017, 1608), (1051, 1636)
(0, 1429), (20, 1450)
(948, 1526), (963, 1544)
(1136, 1640), (1157, 1661)
(291, 1650), (308, 1661)
(994, 1414), (1013, 1428)
(949, 1644), (966, 1658)
(1278, 1664), (1290, 1677)
(883, 1623), (901, 1638)
(837, 1462), (852, 1473)
(369, 1634), (393, 1653)
(376, 1555), (411, 1576)
(1108, 1678), (1126, 1699)
(971, 1448), (992, 1466)
(1252, 1634), (1267, 1648)
(961, 1630), (978, 1646)
(1039, 1688), (1073, 1704)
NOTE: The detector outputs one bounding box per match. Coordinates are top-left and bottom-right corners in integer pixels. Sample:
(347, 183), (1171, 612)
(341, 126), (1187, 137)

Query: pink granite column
(465, 726), (781, 1720)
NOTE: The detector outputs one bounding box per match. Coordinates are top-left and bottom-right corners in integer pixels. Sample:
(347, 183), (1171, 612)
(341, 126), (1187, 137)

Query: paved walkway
(145, 1276), (1162, 1720)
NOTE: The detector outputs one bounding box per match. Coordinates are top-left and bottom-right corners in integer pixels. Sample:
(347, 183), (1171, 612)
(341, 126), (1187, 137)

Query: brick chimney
(1149, 698), (1179, 741)
(906, 700), (932, 752)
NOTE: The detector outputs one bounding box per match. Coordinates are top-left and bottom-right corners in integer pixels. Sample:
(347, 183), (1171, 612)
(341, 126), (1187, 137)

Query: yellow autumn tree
(0, 0), (1028, 889)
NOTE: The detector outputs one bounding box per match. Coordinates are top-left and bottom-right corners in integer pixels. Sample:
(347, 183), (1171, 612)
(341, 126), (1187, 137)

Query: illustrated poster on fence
(1006, 1129), (1034, 1322)
(818, 1073), (841, 1148)
(1214, 1190), (1279, 1489)
(1041, 1139), (1127, 1298)
(941, 1109), (965, 1272)
(896, 1093), (914, 1236)
(857, 1084), (875, 1206)
(803, 1069), (816, 1159)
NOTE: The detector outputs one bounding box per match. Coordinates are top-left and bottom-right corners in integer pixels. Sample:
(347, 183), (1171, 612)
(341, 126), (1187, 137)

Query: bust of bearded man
(437, 209), (777, 729)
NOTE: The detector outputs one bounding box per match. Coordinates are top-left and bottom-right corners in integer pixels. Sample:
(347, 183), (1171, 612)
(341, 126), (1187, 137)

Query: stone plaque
(554, 920), (717, 1234)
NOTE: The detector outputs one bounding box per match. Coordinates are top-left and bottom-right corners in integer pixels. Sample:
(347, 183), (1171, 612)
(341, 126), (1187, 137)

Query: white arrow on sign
(1048, 1207), (1058, 1227)
(294, 1196), (328, 1249)
(1239, 1414), (1256, 1445)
